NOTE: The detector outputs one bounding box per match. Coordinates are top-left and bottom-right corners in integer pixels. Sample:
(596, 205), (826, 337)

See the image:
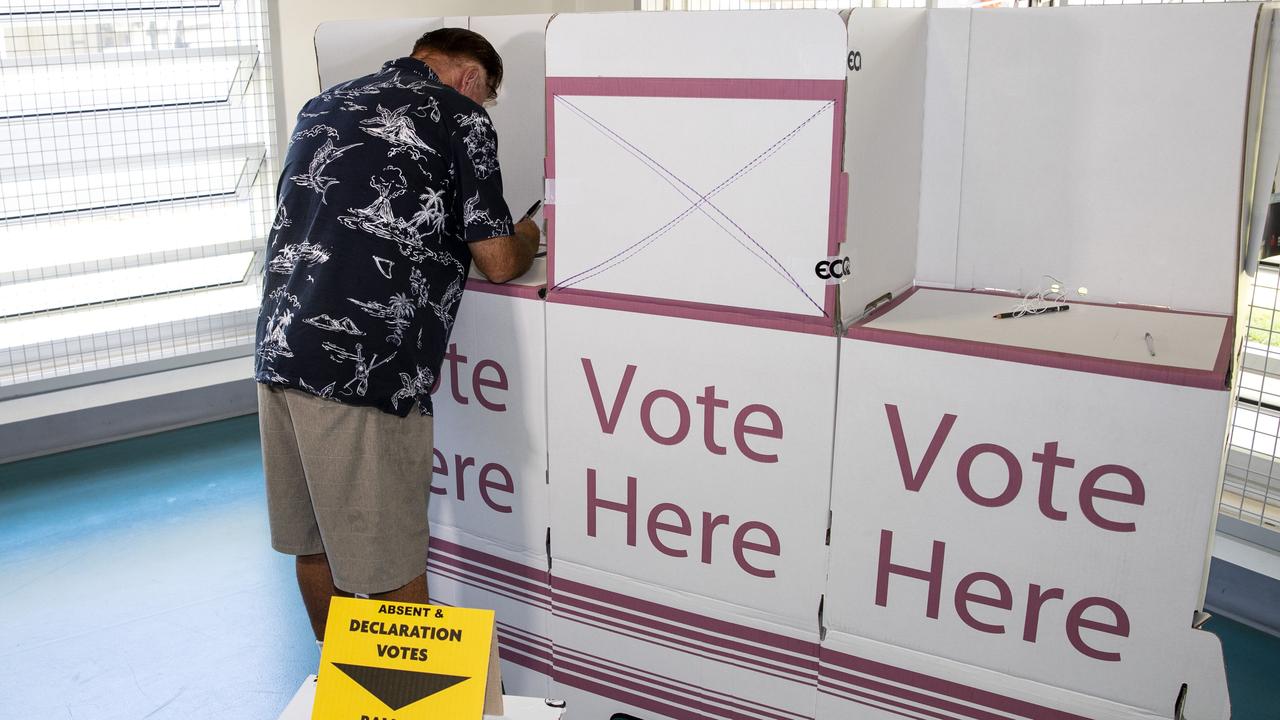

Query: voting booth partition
(425, 14), (556, 699)
(427, 264), (553, 698)
(823, 6), (1265, 720)
(543, 11), (845, 720)
(314, 13), (557, 698)
(309, 6), (1273, 719)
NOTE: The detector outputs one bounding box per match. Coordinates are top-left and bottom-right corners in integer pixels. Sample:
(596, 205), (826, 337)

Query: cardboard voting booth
(824, 6), (1263, 720)
(303, 7), (1273, 719)
(544, 10), (844, 719)
(314, 14), (555, 697)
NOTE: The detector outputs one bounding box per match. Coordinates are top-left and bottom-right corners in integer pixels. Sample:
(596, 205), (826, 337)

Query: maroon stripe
(817, 685), (946, 720)
(557, 645), (809, 720)
(554, 603), (808, 686)
(429, 536), (550, 583)
(556, 656), (779, 720)
(821, 664), (1012, 720)
(556, 666), (713, 720)
(820, 648), (1091, 720)
(426, 598), (553, 676)
(497, 622), (553, 651)
(428, 549), (551, 598)
(500, 646), (552, 677)
(547, 76), (844, 102)
(427, 561), (552, 604)
(547, 287), (834, 336)
(553, 584), (816, 672)
(555, 589), (814, 671)
(552, 575), (819, 658)
(466, 278), (544, 299)
(427, 563), (552, 610)
(499, 636), (552, 665)
(426, 558), (550, 608)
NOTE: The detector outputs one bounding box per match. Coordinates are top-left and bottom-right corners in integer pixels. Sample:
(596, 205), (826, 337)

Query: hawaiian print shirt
(255, 58), (514, 417)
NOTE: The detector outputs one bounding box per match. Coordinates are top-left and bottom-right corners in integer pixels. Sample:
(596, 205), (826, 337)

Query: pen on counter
(1145, 332), (1156, 357)
(993, 304), (1070, 319)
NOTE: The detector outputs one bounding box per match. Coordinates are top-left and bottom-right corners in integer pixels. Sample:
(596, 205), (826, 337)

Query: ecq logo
(815, 257), (852, 283)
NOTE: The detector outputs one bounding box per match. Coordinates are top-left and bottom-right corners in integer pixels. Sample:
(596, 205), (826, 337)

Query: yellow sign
(313, 598), (503, 720)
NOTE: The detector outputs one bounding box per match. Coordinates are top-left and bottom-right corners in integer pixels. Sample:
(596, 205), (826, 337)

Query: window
(0, 0), (276, 393)
(1223, 259), (1280, 532)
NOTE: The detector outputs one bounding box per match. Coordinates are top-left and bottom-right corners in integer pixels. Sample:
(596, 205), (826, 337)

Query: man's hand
(470, 217), (541, 283)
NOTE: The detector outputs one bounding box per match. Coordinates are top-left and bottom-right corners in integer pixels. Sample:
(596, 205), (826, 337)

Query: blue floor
(0, 417), (315, 720)
(0, 415), (1277, 720)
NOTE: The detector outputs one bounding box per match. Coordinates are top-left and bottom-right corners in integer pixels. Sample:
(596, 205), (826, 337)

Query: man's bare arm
(470, 217), (540, 283)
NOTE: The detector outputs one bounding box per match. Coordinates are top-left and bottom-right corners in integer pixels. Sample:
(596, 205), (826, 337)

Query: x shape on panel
(552, 94), (833, 316)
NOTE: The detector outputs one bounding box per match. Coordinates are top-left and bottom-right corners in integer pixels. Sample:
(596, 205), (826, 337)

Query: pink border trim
(545, 76), (844, 330)
(552, 574), (819, 665)
(424, 599), (552, 677)
(555, 644), (808, 720)
(429, 536), (550, 584)
(847, 287), (1233, 391)
(466, 278), (545, 300)
(549, 287), (836, 337)
(820, 646), (1093, 720)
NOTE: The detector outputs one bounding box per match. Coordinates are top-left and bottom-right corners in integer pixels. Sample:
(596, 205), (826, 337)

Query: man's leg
(285, 389), (435, 622)
(260, 384), (334, 640)
(296, 552), (352, 641)
(297, 553), (430, 641)
(371, 573), (430, 604)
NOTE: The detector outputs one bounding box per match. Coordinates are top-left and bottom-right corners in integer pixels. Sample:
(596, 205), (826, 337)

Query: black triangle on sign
(332, 662), (470, 711)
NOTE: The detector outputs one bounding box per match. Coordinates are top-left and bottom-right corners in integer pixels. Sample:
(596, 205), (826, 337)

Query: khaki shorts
(258, 384), (434, 594)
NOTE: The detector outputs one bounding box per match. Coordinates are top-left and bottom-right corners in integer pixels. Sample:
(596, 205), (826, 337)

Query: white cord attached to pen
(1006, 275), (1084, 317)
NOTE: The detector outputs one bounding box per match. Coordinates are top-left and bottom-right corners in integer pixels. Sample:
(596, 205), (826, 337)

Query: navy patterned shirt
(255, 58), (514, 417)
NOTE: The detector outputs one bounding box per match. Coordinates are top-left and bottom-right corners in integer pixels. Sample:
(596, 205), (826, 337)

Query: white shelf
(860, 287), (1229, 372)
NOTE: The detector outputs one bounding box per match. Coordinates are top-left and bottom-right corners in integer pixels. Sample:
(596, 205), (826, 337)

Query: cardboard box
(827, 287), (1234, 718)
(543, 11), (849, 717)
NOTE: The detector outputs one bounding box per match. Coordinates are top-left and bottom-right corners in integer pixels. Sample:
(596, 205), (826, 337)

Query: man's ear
(459, 64), (481, 97)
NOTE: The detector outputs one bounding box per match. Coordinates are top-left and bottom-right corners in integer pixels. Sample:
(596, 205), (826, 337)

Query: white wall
(272, 0), (637, 137)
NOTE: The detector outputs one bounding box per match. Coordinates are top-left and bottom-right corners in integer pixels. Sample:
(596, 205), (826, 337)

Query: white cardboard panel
(313, 14), (548, 222)
(862, 289), (1229, 371)
(550, 92), (837, 315)
(827, 333), (1230, 717)
(951, 5), (1259, 314)
(471, 14), (554, 221)
(817, 630), (1182, 720)
(314, 17), (444, 90)
(913, 9), (972, 290)
(429, 286), (548, 556)
(426, 283), (550, 697)
(545, 10), (846, 80)
(428, 527), (551, 698)
(550, 560), (819, 720)
(545, 302), (835, 631)
(842, 9), (928, 323)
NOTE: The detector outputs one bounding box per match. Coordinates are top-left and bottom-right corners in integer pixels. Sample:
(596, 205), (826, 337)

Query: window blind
(0, 0), (276, 393)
